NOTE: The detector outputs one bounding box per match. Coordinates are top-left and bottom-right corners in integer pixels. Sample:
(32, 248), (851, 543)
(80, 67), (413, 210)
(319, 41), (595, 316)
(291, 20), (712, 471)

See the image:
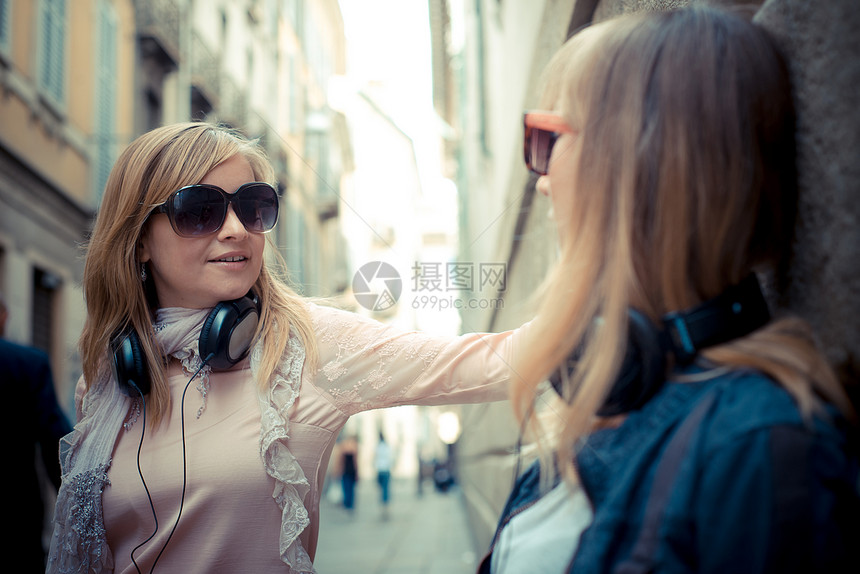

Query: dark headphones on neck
(550, 274), (771, 416)
(110, 292), (262, 396)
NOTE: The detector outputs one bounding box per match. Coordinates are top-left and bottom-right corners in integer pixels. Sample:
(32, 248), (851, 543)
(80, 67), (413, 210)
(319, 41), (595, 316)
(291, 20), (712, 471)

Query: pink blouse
(99, 303), (526, 572)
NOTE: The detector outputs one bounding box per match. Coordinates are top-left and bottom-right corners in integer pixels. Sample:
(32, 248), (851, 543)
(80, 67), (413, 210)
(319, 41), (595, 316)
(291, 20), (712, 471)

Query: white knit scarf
(46, 308), (314, 573)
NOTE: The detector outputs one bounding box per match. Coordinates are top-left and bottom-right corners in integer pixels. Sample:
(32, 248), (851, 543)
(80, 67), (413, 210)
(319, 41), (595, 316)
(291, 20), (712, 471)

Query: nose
(218, 204), (248, 239)
(536, 175), (551, 197)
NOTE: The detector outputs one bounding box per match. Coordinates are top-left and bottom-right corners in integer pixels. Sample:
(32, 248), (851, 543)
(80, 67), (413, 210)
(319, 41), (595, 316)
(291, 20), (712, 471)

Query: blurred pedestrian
(45, 122), (533, 573)
(482, 5), (859, 573)
(340, 435), (359, 513)
(0, 293), (73, 572)
(374, 432), (392, 519)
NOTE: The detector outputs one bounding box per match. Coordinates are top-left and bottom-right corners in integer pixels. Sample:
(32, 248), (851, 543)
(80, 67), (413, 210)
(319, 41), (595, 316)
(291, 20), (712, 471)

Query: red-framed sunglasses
(523, 111), (575, 176)
(151, 182), (279, 237)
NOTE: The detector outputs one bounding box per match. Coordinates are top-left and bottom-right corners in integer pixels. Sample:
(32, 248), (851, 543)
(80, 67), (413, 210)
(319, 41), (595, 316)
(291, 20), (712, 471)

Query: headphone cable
(125, 354), (214, 573)
(148, 353), (214, 573)
(128, 381), (156, 574)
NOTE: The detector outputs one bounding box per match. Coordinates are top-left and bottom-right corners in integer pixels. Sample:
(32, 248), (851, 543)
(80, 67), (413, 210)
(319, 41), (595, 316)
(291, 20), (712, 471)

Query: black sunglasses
(523, 111), (575, 176)
(151, 182), (279, 237)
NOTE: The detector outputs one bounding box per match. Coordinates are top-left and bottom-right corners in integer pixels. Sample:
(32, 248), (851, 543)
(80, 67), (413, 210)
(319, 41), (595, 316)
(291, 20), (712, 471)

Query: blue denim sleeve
(693, 423), (859, 573)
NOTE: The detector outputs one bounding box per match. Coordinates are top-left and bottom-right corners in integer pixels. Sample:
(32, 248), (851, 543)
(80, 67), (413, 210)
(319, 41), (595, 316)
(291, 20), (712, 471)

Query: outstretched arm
(309, 303), (530, 416)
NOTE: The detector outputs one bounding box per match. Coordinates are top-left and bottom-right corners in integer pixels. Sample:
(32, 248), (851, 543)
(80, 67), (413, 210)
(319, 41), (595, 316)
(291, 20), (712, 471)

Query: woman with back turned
(482, 6), (859, 573)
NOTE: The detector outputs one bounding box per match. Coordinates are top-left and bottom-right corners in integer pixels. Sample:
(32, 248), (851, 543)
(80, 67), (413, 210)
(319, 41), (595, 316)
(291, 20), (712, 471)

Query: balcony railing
(135, 0), (181, 68)
(219, 74), (247, 128)
(190, 29), (220, 111)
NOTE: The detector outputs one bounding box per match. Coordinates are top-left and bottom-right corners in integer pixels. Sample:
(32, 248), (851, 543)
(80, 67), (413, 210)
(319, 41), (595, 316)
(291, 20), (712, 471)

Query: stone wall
(754, 0), (860, 400)
(589, 0), (860, 396)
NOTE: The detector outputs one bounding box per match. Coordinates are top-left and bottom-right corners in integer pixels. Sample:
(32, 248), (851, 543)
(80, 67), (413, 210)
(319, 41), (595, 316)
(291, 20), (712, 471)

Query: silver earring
(140, 263), (147, 282)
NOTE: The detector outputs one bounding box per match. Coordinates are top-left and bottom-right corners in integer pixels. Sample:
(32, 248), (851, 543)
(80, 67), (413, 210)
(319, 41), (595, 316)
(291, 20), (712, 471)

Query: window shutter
(39, 0), (66, 106)
(94, 0), (117, 198)
(0, 0), (10, 56)
(32, 268), (60, 355)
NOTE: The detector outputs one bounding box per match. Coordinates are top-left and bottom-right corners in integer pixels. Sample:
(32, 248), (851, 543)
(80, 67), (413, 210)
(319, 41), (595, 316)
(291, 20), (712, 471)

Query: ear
(137, 235), (152, 263)
(138, 227), (152, 264)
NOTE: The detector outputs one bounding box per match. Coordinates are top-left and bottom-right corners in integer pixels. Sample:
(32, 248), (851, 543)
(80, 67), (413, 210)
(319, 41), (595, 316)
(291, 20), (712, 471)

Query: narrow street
(314, 477), (481, 574)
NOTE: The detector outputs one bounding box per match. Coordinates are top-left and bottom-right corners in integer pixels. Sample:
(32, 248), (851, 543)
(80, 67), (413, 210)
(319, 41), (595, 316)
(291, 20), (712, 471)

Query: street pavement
(313, 477), (482, 574)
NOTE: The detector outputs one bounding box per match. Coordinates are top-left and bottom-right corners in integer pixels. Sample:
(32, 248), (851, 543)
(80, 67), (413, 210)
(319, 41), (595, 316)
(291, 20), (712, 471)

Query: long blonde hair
(80, 122), (317, 427)
(512, 6), (854, 480)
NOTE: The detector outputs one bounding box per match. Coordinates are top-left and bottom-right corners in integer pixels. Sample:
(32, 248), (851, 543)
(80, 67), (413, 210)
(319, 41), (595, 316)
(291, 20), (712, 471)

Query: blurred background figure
(340, 435), (359, 513)
(374, 432), (393, 519)
(0, 293), (73, 572)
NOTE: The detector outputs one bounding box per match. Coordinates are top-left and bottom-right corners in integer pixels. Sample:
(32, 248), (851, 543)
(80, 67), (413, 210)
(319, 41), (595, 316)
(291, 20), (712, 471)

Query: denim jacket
(480, 368), (859, 573)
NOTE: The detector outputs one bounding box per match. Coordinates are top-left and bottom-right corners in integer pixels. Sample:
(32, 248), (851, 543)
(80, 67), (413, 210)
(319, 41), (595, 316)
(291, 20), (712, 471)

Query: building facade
(0, 0), (351, 414)
(429, 0), (577, 551)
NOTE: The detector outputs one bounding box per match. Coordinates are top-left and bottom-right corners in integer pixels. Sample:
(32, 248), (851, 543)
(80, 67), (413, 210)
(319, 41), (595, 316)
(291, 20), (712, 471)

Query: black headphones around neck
(550, 274), (771, 416)
(110, 292), (262, 396)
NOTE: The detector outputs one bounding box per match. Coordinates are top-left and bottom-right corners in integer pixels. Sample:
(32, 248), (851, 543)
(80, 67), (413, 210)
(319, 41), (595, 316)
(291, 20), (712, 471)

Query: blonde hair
(80, 122), (317, 426)
(512, 6), (854, 482)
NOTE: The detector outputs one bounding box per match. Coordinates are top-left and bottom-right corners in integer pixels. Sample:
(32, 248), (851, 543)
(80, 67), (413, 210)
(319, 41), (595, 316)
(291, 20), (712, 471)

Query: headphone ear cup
(199, 293), (261, 370)
(597, 309), (667, 417)
(554, 276), (770, 415)
(111, 328), (151, 396)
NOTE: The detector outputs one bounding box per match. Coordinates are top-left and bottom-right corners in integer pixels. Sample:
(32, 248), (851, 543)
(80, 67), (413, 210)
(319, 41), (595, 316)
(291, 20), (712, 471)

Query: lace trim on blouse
(252, 331), (314, 573)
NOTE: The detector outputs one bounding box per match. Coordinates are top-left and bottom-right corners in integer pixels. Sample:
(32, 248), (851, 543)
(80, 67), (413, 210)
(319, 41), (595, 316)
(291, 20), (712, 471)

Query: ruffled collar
(47, 309), (314, 573)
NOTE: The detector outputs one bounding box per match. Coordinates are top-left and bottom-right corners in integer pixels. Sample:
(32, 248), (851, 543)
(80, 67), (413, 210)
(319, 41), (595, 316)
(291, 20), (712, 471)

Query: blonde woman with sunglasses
(47, 123), (530, 573)
(481, 6), (858, 574)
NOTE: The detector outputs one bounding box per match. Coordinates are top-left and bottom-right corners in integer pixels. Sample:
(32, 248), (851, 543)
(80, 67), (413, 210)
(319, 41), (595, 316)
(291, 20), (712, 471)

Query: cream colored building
(427, 0), (578, 551)
(0, 0), (351, 414)
(0, 0), (137, 410)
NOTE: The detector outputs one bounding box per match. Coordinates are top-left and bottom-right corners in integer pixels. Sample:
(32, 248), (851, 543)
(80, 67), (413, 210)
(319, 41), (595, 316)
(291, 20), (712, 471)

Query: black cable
(128, 382), (157, 574)
(124, 354), (214, 573)
(148, 353), (214, 573)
